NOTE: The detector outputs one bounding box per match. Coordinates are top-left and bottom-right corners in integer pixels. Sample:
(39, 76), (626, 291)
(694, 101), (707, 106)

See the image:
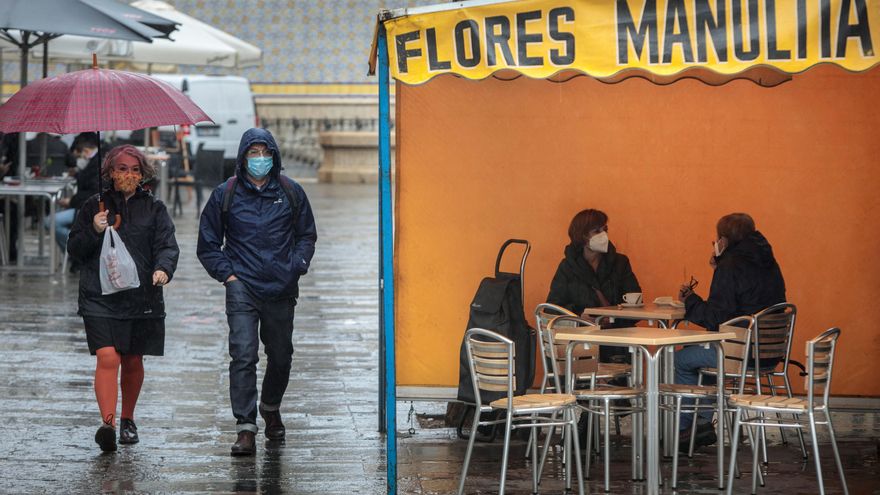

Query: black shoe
(95, 424), (117, 452)
(119, 418), (139, 444)
(679, 422), (717, 453)
(259, 405), (286, 441)
(231, 430), (256, 456)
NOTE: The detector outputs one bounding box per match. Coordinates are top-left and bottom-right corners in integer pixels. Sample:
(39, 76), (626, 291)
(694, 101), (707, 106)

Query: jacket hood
(723, 231), (777, 268)
(236, 128), (281, 179)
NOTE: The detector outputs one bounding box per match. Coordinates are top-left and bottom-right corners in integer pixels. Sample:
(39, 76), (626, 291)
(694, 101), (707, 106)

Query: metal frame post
(377, 23), (397, 495)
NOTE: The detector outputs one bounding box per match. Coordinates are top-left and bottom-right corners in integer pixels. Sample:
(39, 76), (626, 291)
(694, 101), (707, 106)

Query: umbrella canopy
(0, 0), (169, 44)
(0, 66), (212, 134)
(24, 0), (262, 68)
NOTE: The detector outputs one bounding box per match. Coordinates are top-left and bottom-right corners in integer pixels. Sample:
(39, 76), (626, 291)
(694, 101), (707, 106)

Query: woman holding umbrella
(67, 145), (179, 452)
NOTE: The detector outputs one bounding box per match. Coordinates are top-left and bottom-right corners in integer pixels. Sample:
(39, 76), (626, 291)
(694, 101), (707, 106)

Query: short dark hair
(71, 132), (99, 152)
(568, 209), (608, 247)
(716, 213), (756, 243)
(101, 145), (155, 183)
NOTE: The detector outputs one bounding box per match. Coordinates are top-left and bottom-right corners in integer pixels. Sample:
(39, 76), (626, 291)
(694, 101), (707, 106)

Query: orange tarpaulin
(394, 64), (880, 397)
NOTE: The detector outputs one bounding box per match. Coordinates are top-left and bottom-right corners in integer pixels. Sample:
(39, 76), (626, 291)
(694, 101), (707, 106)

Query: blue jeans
(44, 208), (76, 251)
(674, 345), (717, 430)
(225, 279), (296, 433)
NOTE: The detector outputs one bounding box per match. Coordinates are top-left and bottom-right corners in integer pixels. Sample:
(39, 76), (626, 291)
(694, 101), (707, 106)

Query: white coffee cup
(623, 292), (643, 305)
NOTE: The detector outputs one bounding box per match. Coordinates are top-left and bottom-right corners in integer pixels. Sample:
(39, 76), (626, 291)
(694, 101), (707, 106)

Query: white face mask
(714, 239), (725, 257)
(588, 231), (609, 253)
(75, 157), (89, 170)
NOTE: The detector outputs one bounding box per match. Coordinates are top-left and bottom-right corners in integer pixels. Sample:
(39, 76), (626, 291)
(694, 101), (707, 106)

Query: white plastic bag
(99, 226), (141, 295)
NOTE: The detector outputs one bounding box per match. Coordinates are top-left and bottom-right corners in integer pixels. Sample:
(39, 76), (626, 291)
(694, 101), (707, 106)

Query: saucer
(620, 302), (645, 308)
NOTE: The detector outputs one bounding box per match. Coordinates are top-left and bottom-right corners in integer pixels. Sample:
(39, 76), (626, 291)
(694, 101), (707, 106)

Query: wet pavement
(0, 181), (878, 494)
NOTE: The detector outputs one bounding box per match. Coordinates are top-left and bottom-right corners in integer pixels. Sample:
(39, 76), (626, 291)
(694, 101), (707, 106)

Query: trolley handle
(494, 239), (530, 278)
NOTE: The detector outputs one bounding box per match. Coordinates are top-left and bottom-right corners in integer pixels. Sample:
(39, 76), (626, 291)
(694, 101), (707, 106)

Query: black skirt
(83, 316), (165, 356)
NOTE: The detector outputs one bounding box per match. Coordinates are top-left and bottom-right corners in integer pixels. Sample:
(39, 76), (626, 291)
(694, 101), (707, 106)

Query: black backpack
(456, 272), (536, 404)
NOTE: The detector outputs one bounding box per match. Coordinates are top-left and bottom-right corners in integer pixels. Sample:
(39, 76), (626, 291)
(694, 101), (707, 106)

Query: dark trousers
(225, 280), (296, 432)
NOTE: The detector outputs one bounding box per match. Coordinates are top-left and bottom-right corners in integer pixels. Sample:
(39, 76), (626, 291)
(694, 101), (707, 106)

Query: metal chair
(659, 315), (762, 489)
(726, 327), (848, 495)
(697, 303), (806, 463)
(528, 304), (632, 465)
(458, 327), (584, 495)
(547, 315), (644, 492)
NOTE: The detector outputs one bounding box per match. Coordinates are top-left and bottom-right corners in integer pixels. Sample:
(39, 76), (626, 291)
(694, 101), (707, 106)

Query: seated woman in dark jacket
(547, 208), (641, 363)
(67, 145), (180, 453)
(675, 212), (786, 448)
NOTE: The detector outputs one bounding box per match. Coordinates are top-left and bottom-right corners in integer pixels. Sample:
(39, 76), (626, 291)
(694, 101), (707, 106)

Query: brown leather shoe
(95, 424), (117, 452)
(119, 418), (139, 444)
(259, 406), (286, 440)
(230, 430), (256, 456)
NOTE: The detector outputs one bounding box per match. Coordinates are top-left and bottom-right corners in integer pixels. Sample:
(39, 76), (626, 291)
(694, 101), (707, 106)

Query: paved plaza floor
(0, 182), (877, 494)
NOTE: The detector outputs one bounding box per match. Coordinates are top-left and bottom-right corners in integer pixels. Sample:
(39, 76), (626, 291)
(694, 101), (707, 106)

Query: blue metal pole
(377, 23), (397, 495)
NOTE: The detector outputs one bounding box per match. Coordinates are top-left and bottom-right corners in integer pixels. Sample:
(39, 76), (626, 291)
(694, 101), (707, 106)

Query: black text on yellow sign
(395, 7), (576, 73)
(617, 0), (873, 65)
(384, 0), (879, 83)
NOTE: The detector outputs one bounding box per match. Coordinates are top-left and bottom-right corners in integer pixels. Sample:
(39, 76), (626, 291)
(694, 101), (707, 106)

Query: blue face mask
(246, 156), (273, 179)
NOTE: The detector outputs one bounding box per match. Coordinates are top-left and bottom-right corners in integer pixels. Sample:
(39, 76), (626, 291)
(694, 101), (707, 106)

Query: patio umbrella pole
(15, 33), (30, 267)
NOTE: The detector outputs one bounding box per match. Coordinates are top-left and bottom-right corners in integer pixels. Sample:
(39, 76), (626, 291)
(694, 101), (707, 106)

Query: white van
(150, 74), (257, 161)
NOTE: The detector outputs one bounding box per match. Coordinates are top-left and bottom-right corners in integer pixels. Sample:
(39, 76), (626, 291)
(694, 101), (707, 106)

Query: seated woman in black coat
(547, 208), (642, 363)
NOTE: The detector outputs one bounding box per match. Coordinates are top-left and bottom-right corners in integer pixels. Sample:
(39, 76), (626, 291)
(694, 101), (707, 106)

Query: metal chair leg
(751, 422), (761, 495)
(498, 411), (514, 495)
(584, 404), (594, 478)
(457, 407), (482, 495)
(568, 406), (585, 495)
(672, 395), (682, 489)
(537, 410), (558, 481)
(725, 408), (743, 495)
(808, 412), (826, 495)
(688, 397), (700, 457)
(604, 399), (611, 492)
(531, 418), (539, 494)
(785, 374), (809, 459)
(824, 412), (849, 495)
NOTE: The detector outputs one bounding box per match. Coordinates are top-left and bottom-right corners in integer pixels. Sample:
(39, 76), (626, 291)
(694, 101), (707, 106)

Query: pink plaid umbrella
(0, 66), (211, 134)
(0, 58), (212, 226)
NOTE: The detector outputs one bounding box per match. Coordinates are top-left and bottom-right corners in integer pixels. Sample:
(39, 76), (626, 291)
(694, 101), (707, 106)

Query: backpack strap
(277, 175), (301, 224)
(220, 176), (237, 236)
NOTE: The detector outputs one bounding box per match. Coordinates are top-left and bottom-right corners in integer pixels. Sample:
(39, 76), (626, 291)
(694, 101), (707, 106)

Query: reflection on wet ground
(0, 182), (877, 494)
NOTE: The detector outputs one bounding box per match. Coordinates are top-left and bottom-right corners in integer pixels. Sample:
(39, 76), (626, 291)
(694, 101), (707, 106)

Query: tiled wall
(1, 0), (433, 97)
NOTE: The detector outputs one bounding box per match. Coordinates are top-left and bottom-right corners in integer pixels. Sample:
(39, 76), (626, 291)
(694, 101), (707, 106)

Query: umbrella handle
(99, 200), (122, 229)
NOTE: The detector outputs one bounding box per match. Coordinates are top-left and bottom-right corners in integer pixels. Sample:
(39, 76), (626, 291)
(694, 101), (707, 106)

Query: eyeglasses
(245, 148), (272, 158)
(686, 276), (699, 290)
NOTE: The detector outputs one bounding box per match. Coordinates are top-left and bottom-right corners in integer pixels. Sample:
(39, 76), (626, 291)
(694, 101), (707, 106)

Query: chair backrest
(805, 327), (841, 409)
(464, 328), (514, 409)
(546, 315), (599, 393)
(534, 303), (577, 391)
(718, 315), (756, 394)
(753, 303), (797, 371)
(194, 148), (225, 187)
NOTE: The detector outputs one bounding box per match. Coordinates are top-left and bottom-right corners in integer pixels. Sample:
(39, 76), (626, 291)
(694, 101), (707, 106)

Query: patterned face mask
(111, 171), (141, 193)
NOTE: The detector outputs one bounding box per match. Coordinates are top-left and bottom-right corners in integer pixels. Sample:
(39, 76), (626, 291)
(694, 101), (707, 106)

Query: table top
(0, 182), (68, 195)
(554, 327), (737, 346)
(582, 303), (686, 320)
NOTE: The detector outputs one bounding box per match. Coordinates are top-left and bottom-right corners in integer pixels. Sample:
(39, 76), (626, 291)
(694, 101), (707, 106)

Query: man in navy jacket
(197, 128), (317, 455)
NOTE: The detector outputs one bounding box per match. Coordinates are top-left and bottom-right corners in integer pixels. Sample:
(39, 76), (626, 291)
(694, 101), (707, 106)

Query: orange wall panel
(395, 66), (880, 396)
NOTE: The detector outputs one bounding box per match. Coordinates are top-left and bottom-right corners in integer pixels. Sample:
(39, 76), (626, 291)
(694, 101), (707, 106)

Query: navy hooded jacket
(684, 231), (786, 331)
(197, 128), (317, 300)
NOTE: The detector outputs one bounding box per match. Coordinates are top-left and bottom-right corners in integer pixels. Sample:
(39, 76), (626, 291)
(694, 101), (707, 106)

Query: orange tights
(94, 347), (144, 426)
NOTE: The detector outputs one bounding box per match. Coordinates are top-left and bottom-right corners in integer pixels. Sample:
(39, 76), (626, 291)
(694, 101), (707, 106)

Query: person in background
(67, 145), (179, 452)
(674, 212), (786, 450)
(0, 133), (20, 263)
(197, 128), (317, 456)
(45, 133), (101, 258)
(547, 208), (642, 363)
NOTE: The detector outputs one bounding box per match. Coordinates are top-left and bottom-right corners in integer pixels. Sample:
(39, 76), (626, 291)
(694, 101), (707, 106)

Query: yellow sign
(382, 0), (879, 84)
